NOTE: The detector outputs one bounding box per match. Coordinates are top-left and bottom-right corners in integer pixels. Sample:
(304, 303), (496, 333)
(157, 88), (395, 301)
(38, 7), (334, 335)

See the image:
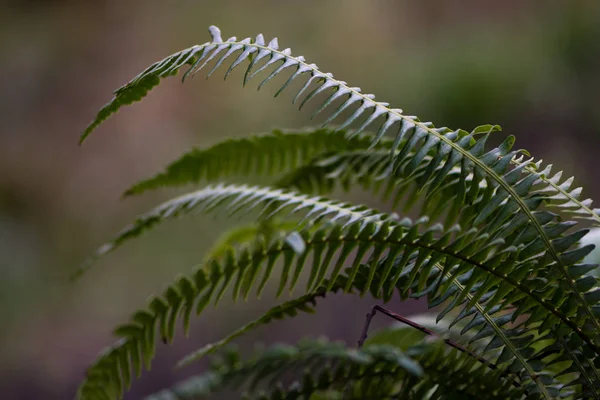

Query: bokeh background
(1, 1), (599, 398)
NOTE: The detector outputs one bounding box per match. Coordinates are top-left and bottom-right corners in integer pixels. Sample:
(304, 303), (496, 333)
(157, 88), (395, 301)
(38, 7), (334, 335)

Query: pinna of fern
(75, 25), (600, 399)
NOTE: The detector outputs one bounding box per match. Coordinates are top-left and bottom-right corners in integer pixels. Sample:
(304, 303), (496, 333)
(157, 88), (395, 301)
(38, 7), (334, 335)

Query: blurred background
(1, 1), (599, 398)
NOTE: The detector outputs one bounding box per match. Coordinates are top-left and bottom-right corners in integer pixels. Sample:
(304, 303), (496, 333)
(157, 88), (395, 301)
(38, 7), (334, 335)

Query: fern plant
(75, 25), (600, 399)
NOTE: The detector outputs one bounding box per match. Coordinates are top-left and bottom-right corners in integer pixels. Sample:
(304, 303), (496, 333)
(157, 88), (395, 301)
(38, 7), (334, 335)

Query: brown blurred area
(1, 1), (599, 398)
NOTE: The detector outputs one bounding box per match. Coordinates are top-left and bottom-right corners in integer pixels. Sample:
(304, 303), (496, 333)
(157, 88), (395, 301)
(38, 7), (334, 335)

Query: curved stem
(357, 305), (523, 389)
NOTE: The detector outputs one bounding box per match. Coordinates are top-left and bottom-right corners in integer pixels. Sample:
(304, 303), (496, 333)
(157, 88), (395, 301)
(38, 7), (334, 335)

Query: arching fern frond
(76, 149), (600, 397)
(280, 153), (600, 396)
(77, 206), (600, 399)
(80, 23), (600, 337)
(276, 137), (600, 349)
(80, 24), (600, 232)
(76, 23), (600, 399)
(146, 339), (525, 400)
(72, 215), (490, 399)
(72, 184), (388, 279)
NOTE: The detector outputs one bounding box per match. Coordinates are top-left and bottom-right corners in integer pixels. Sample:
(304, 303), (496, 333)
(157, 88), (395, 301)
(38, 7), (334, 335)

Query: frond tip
(72, 183), (389, 279)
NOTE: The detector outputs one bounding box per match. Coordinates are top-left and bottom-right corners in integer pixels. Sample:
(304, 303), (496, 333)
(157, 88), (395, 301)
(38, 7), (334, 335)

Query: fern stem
(357, 305), (506, 376)
(355, 304), (535, 395)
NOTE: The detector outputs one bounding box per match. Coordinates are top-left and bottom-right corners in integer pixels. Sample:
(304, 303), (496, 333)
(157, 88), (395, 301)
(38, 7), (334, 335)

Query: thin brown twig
(357, 305), (522, 388)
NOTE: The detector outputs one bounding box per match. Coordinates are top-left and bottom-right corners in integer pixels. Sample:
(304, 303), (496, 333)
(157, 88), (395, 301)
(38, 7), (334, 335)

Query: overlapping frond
(79, 25), (599, 230)
(146, 339), (524, 400)
(67, 216), (472, 398)
(76, 23), (600, 400)
(279, 147), (600, 397)
(288, 151), (597, 393)
(79, 22), (600, 337)
(72, 184), (388, 279)
(77, 207), (600, 399)
(124, 128), (380, 197)
(275, 133), (600, 333)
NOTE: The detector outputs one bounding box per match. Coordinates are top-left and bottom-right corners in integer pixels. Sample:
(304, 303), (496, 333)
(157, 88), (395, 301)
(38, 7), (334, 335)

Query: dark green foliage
(76, 25), (600, 399)
(145, 339), (525, 400)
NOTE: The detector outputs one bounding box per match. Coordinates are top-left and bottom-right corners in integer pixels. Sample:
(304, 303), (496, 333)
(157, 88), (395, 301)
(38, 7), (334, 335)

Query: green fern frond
(77, 155), (600, 397)
(80, 24), (599, 231)
(80, 24), (600, 335)
(277, 137), (600, 348)
(77, 24), (600, 399)
(77, 208), (600, 399)
(68, 217), (472, 399)
(146, 339), (525, 400)
(72, 184), (388, 279)
(279, 152), (600, 396)
(123, 128), (382, 197)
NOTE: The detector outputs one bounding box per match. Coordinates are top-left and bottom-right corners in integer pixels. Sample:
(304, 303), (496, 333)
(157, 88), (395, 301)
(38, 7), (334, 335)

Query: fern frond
(278, 137), (600, 349)
(77, 167), (599, 396)
(80, 43), (204, 143)
(146, 339), (525, 400)
(66, 217), (457, 398)
(77, 24), (600, 398)
(82, 25), (600, 329)
(80, 25), (599, 230)
(78, 208), (600, 399)
(72, 184), (388, 279)
(123, 128), (382, 197)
